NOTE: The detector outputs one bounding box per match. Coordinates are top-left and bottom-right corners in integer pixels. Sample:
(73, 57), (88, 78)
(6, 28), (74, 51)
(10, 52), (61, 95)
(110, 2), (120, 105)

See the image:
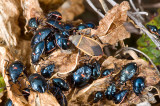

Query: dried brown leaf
(37, 49), (79, 75)
(0, 0), (20, 46)
(91, 1), (130, 45)
(99, 24), (130, 45)
(57, 0), (84, 22)
(21, 0), (43, 34)
(28, 91), (60, 106)
(21, 0), (43, 22)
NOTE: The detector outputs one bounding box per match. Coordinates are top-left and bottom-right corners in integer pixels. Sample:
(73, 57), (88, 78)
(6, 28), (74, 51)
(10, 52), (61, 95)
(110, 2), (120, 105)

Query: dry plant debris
(0, 0), (159, 106)
(90, 1), (131, 45)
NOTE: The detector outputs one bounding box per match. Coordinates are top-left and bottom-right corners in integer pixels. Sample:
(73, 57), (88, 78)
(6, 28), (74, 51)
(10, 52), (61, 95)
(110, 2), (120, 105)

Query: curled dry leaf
(57, 0), (84, 22)
(0, 0), (20, 46)
(37, 49), (79, 75)
(28, 91), (60, 106)
(0, 47), (28, 106)
(91, 1), (130, 45)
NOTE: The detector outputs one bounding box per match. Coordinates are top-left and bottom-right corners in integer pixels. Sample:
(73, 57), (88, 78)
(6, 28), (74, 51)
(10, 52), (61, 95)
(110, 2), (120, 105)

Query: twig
(137, 0), (144, 11)
(106, 0), (117, 6)
(127, 11), (160, 50)
(143, 3), (160, 8)
(86, 0), (105, 18)
(106, 0), (160, 50)
(132, 12), (148, 15)
(99, 0), (109, 13)
(115, 47), (159, 76)
(129, 0), (144, 21)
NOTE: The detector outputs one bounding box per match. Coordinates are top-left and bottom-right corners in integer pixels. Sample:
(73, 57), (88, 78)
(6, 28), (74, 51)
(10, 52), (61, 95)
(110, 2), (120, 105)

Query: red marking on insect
(13, 67), (18, 69)
(33, 76), (38, 79)
(104, 72), (113, 78)
(33, 53), (36, 55)
(59, 23), (61, 25)
(125, 71), (129, 74)
(39, 32), (41, 35)
(119, 93), (127, 104)
(67, 42), (70, 45)
(81, 74), (85, 78)
(23, 90), (30, 94)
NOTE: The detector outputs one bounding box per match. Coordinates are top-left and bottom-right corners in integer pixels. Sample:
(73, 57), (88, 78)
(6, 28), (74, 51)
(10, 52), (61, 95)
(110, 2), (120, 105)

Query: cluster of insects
(4, 11), (146, 106)
(74, 62), (145, 104)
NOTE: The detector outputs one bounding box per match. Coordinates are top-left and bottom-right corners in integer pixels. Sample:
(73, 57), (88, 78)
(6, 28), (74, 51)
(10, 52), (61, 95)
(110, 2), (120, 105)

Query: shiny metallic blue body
(120, 63), (137, 84)
(5, 99), (13, 106)
(28, 17), (39, 29)
(133, 77), (145, 95)
(73, 65), (92, 87)
(77, 24), (87, 30)
(31, 41), (45, 64)
(29, 73), (47, 93)
(55, 33), (70, 50)
(41, 64), (55, 78)
(105, 83), (116, 100)
(91, 61), (101, 79)
(113, 90), (128, 104)
(46, 19), (64, 31)
(93, 91), (103, 103)
(8, 61), (24, 83)
(31, 28), (52, 48)
(52, 78), (69, 91)
(102, 69), (114, 77)
(86, 22), (95, 29)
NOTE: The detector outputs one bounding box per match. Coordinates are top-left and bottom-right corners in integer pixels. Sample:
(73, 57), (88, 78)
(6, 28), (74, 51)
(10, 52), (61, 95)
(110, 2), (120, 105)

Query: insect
(69, 35), (103, 57)
(133, 77), (145, 96)
(55, 32), (70, 50)
(86, 22), (96, 29)
(64, 23), (74, 31)
(31, 41), (45, 64)
(31, 28), (52, 48)
(104, 83), (116, 100)
(6, 61), (25, 84)
(77, 24), (87, 30)
(47, 11), (62, 20)
(62, 30), (70, 36)
(93, 91), (103, 103)
(91, 61), (101, 80)
(119, 63), (137, 85)
(44, 35), (56, 54)
(157, 29), (160, 37)
(28, 17), (40, 32)
(28, 73), (47, 93)
(113, 90), (128, 104)
(41, 64), (55, 78)
(102, 69), (114, 77)
(46, 19), (64, 31)
(51, 86), (67, 106)
(52, 78), (69, 91)
(73, 65), (92, 87)
(5, 99), (13, 106)
(22, 88), (30, 100)
(146, 25), (158, 35)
